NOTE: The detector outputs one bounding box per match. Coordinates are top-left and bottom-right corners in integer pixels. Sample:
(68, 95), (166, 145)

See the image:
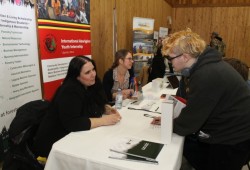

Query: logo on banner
(44, 34), (57, 53)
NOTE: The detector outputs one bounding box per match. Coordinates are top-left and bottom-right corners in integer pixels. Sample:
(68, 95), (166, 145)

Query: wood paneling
(172, 6), (250, 66)
(165, 0), (250, 7)
(90, 0), (172, 79)
(90, 0), (115, 79)
(90, 0), (250, 79)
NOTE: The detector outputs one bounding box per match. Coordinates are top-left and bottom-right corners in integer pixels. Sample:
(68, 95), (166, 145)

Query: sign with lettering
(0, 2), (42, 159)
(37, 0), (91, 100)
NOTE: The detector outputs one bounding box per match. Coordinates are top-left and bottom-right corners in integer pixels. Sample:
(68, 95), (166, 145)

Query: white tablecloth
(45, 82), (184, 170)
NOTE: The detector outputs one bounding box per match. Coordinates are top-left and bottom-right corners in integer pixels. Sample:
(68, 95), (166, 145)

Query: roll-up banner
(37, 0), (91, 100)
(0, 2), (42, 159)
(132, 17), (154, 77)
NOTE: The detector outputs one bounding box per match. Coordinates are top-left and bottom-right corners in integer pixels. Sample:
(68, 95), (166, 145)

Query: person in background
(74, 8), (88, 24)
(147, 39), (167, 82)
(137, 59), (151, 87)
(61, 4), (68, 16)
(33, 56), (121, 157)
(103, 49), (134, 103)
(151, 28), (250, 170)
(209, 31), (226, 57)
(51, 0), (61, 18)
(224, 57), (250, 88)
(67, 5), (76, 18)
(210, 32), (219, 44)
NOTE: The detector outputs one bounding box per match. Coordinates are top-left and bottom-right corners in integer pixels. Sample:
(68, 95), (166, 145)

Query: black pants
(183, 136), (250, 170)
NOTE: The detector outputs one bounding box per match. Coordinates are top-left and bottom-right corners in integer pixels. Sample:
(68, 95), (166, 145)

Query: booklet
(109, 152), (159, 164)
(109, 138), (164, 164)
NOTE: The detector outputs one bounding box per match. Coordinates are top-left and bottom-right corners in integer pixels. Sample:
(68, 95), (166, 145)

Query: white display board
(159, 27), (168, 39)
(0, 1), (42, 155)
(132, 17), (155, 76)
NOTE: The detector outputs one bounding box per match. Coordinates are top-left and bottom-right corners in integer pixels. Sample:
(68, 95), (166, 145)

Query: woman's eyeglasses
(125, 58), (133, 61)
(166, 53), (183, 61)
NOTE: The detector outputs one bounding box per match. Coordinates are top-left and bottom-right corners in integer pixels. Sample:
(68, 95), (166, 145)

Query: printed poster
(37, 0), (91, 100)
(0, 1), (42, 158)
(132, 17), (154, 76)
(159, 27), (168, 39)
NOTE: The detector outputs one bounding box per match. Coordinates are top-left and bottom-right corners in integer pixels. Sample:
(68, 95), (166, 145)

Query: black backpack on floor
(3, 99), (50, 170)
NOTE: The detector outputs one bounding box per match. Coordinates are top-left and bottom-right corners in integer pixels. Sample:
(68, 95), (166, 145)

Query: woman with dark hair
(103, 49), (134, 103)
(33, 56), (121, 157)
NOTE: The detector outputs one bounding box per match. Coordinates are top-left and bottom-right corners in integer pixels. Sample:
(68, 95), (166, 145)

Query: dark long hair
(64, 56), (95, 82)
(52, 56), (107, 113)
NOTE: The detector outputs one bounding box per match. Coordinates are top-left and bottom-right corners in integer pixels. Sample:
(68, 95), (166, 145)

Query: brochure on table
(109, 137), (164, 164)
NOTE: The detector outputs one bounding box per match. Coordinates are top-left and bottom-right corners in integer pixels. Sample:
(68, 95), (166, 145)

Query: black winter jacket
(174, 47), (250, 145)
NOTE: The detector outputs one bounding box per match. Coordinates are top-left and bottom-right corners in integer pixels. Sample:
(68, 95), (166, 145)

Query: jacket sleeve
(56, 86), (91, 131)
(102, 69), (114, 102)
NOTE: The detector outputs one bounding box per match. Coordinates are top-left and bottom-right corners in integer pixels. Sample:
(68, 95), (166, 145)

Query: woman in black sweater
(33, 56), (121, 157)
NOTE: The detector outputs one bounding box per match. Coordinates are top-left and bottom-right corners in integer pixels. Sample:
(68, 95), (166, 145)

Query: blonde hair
(162, 28), (206, 58)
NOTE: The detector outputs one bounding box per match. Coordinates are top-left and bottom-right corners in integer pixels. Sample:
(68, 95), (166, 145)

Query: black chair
(3, 100), (49, 170)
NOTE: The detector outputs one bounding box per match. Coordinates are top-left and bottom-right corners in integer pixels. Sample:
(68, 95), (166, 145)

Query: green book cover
(109, 138), (164, 163)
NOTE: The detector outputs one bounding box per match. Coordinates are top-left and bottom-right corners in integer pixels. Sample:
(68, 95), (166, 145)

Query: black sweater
(33, 79), (107, 157)
(174, 47), (250, 145)
(103, 68), (133, 102)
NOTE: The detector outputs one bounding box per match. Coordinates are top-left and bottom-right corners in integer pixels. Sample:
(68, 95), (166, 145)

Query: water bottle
(115, 89), (123, 109)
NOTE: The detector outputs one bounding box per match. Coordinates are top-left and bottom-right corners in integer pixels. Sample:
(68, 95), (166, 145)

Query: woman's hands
(112, 89), (134, 100)
(105, 104), (118, 115)
(122, 89), (134, 99)
(104, 105), (121, 125)
(90, 105), (122, 128)
(101, 113), (122, 126)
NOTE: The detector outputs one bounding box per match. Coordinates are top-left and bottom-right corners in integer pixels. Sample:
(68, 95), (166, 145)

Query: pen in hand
(130, 101), (137, 104)
(155, 107), (159, 111)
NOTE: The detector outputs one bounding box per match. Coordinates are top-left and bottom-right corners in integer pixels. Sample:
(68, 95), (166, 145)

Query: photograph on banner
(37, 0), (90, 24)
(132, 17), (154, 77)
(0, 2), (41, 158)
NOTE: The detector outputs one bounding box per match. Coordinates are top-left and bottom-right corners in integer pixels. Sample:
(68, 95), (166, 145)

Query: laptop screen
(166, 75), (179, 89)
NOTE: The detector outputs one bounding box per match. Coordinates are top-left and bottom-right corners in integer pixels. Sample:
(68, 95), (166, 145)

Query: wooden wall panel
(166, 0), (250, 7)
(91, 0), (172, 79)
(90, 0), (115, 79)
(91, 0), (250, 79)
(172, 6), (250, 66)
